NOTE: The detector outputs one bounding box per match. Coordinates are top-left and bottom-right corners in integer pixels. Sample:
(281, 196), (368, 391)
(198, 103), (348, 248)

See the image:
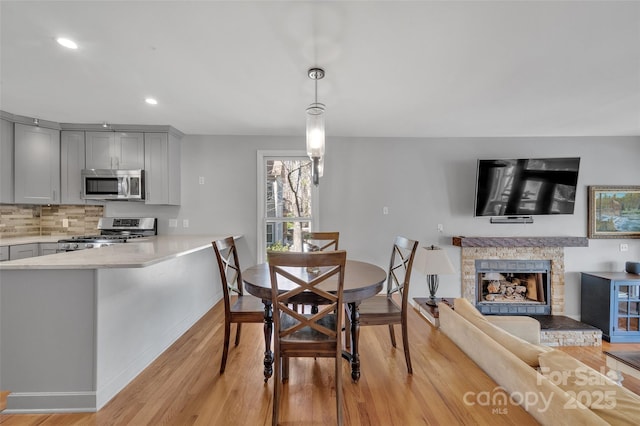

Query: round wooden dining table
(243, 259), (387, 383)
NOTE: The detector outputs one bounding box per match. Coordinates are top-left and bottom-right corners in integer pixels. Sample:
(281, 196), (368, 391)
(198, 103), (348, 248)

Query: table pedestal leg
(348, 302), (361, 383)
(263, 301), (273, 382)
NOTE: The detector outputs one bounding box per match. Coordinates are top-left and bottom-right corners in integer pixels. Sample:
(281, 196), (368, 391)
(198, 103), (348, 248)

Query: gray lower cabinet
(0, 246), (8, 262)
(0, 119), (14, 203)
(9, 243), (39, 260)
(14, 123), (60, 204)
(39, 243), (59, 256)
(61, 130), (86, 204)
(144, 132), (181, 205)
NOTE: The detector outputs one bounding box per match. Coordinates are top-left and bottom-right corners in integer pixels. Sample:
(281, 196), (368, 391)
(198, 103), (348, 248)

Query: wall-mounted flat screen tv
(474, 157), (580, 217)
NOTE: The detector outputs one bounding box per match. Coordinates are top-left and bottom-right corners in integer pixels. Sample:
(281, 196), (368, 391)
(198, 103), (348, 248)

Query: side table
(413, 297), (454, 328)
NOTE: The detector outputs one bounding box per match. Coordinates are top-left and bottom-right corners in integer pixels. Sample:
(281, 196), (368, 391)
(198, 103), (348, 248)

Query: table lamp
(414, 245), (456, 306)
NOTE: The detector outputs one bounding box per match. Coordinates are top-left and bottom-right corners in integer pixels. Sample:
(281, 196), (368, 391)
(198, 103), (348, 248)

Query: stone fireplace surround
(453, 236), (588, 316)
(451, 236), (602, 346)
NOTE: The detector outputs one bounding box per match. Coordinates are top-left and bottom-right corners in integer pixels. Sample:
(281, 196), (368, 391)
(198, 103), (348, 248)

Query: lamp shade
(413, 246), (456, 276)
(306, 102), (325, 158)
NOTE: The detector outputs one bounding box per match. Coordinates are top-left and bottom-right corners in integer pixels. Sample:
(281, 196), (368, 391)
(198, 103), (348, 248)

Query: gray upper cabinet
(0, 119), (14, 203)
(14, 123), (60, 205)
(85, 131), (144, 170)
(144, 132), (181, 205)
(61, 130), (86, 204)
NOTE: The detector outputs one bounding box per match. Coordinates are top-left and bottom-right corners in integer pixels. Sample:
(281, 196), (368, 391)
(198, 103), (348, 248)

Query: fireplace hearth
(476, 259), (551, 314)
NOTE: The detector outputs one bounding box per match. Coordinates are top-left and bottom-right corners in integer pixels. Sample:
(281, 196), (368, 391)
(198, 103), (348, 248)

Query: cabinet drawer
(9, 243), (39, 260)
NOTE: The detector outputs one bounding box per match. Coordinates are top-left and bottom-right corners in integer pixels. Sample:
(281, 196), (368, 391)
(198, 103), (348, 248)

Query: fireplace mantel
(452, 236), (588, 248)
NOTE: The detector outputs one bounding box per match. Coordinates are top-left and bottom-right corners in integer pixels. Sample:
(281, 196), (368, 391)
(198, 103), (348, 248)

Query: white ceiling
(1, 1), (639, 138)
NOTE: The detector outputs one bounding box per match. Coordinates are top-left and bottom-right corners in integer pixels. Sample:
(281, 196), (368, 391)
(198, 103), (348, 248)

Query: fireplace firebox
(475, 259), (551, 315)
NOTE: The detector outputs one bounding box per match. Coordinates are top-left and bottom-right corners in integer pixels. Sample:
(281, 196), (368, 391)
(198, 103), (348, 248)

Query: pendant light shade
(306, 67), (325, 186)
(306, 102), (325, 159)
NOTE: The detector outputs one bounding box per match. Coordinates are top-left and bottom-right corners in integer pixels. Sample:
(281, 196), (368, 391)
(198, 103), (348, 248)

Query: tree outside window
(264, 157), (313, 255)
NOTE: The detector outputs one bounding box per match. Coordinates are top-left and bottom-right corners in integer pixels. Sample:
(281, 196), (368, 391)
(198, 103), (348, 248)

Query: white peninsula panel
(0, 235), (227, 413)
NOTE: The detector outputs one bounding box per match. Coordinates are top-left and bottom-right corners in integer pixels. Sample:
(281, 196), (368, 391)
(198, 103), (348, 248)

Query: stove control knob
(71, 243), (79, 250)
(86, 244), (94, 249)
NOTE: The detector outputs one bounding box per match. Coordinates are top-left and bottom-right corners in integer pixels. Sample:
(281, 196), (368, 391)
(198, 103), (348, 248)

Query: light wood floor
(1, 302), (639, 425)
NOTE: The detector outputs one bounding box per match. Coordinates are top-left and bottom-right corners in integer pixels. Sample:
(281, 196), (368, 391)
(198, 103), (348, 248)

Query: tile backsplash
(0, 204), (104, 237)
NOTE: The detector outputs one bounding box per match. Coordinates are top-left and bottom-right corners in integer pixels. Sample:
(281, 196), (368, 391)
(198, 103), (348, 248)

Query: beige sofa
(438, 298), (640, 425)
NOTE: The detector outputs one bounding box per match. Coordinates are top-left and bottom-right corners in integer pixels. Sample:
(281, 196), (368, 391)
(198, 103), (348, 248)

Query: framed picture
(588, 186), (640, 239)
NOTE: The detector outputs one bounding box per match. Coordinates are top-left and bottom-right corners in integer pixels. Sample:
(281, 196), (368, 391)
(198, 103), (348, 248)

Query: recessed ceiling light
(56, 37), (78, 49)
(145, 98), (158, 105)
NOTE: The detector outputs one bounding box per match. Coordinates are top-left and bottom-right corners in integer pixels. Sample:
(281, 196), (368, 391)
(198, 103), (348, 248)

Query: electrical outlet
(199, 176), (205, 185)
(62, 218), (69, 228)
(169, 219), (178, 228)
(620, 243), (629, 252)
(383, 206), (389, 215)
(183, 219), (189, 228)
(437, 224), (444, 233)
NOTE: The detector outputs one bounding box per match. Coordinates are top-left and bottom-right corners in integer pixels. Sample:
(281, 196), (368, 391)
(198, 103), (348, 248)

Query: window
(257, 151), (319, 263)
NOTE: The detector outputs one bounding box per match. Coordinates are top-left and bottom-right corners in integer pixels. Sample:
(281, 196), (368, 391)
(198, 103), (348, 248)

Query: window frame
(257, 150), (320, 264)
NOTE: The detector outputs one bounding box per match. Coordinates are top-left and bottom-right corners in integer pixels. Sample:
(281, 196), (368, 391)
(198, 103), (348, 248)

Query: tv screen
(474, 157), (580, 217)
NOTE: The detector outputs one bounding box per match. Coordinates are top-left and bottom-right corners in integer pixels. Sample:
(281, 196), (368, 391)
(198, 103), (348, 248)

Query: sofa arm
(486, 315), (541, 345)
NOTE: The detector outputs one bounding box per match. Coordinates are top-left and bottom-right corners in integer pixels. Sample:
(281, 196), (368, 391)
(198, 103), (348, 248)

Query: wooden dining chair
(303, 231), (339, 252)
(346, 236), (418, 374)
(267, 250), (347, 426)
(212, 237), (265, 374)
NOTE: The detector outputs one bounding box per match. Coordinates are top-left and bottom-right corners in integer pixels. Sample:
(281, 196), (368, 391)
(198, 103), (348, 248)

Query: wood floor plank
(0, 390), (9, 412)
(1, 301), (639, 425)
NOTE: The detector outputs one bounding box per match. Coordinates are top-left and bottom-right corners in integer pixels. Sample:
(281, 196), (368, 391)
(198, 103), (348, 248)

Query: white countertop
(0, 235), (68, 246)
(0, 235), (230, 270)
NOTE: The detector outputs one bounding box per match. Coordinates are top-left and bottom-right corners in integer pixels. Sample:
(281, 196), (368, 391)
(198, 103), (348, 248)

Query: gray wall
(107, 135), (640, 319)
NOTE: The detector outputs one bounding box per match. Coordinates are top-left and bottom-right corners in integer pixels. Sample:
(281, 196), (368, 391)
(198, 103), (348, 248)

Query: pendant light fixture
(306, 67), (325, 186)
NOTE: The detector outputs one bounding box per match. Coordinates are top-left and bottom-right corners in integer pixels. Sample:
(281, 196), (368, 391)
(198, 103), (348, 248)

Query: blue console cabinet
(581, 272), (640, 343)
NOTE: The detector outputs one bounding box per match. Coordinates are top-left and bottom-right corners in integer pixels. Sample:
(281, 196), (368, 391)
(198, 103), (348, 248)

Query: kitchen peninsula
(0, 235), (230, 413)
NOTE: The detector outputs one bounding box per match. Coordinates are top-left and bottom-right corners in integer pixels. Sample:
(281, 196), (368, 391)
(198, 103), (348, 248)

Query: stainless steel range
(57, 217), (157, 251)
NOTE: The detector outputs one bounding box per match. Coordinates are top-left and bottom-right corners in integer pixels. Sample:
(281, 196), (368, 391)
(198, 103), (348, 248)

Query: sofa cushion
(486, 315), (541, 345)
(539, 349), (640, 425)
(454, 297), (485, 321)
(453, 298), (550, 367)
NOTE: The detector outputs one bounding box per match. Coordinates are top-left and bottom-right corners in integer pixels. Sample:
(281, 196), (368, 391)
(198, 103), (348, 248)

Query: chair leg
(272, 352), (280, 426)
(335, 355), (343, 426)
(220, 321), (231, 374)
(344, 308), (351, 350)
(282, 357), (289, 382)
(401, 320), (413, 374)
(235, 323), (242, 346)
(388, 324), (397, 348)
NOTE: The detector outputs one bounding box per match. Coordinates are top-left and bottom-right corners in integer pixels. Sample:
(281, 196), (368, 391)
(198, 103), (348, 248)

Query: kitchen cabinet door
(14, 123), (60, 205)
(86, 131), (144, 170)
(85, 131), (115, 169)
(61, 130), (86, 204)
(115, 132), (144, 169)
(9, 243), (39, 260)
(0, 246), (9, 261)
(39, 243), (59, 256)
(144, 132), (181, 205)
(0, 119), (14, 203)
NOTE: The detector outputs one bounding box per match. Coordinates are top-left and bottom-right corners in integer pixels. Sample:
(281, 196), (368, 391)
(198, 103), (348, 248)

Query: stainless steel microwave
(82, 169), (145, 201)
